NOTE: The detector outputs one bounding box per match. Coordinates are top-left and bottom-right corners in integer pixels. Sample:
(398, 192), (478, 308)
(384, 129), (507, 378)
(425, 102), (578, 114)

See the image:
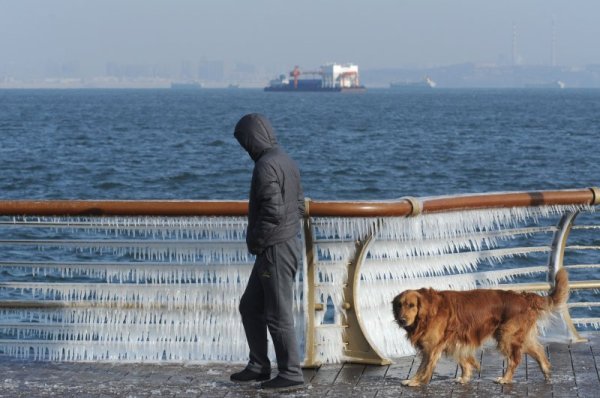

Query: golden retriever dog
(392, 268), (569, 386)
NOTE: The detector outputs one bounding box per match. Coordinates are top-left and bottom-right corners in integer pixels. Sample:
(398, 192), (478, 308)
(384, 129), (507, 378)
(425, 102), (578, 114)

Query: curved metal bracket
(549, 211), (578, 281)
(342, 226), (392, 365)
(548, 211), (586, 343)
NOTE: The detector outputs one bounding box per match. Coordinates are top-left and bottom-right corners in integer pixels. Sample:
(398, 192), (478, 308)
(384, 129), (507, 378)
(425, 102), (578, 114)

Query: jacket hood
(234, 113), (278, 161)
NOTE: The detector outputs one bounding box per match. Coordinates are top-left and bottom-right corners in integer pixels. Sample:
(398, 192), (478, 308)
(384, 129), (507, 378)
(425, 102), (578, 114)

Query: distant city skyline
(1, 1), (600, 87)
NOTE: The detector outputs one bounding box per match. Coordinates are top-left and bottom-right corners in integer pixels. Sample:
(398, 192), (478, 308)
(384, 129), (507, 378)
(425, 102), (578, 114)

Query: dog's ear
(391, 292), (403, 321)
(416, 288), (437, 320)
(415, 290), (427, 320)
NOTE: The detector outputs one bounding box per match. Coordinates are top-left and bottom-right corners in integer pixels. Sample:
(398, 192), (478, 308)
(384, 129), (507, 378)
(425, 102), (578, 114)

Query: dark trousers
(239, 238), (304, 382)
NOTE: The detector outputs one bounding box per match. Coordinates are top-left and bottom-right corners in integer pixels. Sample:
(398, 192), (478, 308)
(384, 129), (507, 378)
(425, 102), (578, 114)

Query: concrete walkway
(1, 333), (599, 397)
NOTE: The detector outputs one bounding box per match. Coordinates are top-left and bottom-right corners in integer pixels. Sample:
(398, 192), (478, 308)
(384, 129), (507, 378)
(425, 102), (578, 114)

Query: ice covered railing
(0, 188), (599, 365)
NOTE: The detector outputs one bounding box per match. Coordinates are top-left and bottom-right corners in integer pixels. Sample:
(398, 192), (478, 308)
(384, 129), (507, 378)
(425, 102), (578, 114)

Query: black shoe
(230, 368), (271, 382)
(260, 376), (304, 390)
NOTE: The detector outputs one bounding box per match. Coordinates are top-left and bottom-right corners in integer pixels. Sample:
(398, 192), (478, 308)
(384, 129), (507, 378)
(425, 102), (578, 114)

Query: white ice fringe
(0, 214), (309, 363)
(0, 308), (250, 362)
(316, 261), (348, 284)
(314, 325), (345, 363)
(0, 205), (594, 363)
(25, 241), (251, 264)
(7, 263), (253, 285)
(361, 247), (549, 282)
(316, 242), (355, 261)
(313, 205), (589, 242)
(12, 216), (249, 241)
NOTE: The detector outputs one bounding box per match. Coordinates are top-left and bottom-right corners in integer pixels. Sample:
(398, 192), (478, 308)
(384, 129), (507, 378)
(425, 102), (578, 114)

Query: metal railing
(0, 187), (598, 365)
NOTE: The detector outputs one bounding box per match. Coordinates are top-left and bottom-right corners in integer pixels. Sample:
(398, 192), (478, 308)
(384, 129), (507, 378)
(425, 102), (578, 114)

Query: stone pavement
(1, 333), (599, 397)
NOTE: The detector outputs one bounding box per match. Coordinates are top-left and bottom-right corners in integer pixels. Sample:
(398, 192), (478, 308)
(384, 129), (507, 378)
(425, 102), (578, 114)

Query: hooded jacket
(234, 114), (305, 254)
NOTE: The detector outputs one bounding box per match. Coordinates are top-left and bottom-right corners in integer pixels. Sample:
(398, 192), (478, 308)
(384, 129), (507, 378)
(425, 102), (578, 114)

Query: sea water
(1, 88), (598, 201)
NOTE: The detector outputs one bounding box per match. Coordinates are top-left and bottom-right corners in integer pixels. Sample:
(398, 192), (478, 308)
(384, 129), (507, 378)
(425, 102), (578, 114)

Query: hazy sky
(2, 0), (600, 75)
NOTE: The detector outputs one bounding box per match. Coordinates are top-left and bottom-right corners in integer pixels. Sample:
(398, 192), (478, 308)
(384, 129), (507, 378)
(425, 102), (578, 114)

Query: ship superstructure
(265, 63), (365, 92)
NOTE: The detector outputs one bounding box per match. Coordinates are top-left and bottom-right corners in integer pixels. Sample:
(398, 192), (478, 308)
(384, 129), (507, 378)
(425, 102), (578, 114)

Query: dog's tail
(547, 268), (569, 309)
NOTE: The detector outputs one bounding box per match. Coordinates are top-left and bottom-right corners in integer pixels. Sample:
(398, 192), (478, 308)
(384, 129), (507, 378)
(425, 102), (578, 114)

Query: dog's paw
(495, 376), (513, 384)
(401, 379), (421, 387)
(455, 376), (471, 384)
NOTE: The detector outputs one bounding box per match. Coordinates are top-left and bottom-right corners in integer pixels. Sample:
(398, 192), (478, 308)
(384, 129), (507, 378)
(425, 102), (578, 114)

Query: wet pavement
(1, 333), (599, 397)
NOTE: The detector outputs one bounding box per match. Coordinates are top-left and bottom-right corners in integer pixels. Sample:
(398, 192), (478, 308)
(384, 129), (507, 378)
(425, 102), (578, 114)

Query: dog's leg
(457, 356), (473, 384)
(403, 347), (443, 386)
(468, 354), (481, 372)
(495, 319), (532, 384)
(456, 355), (479, 384)
(402, 353), (429, 387)
(496, 338), (523, 384)
(402, 350), (436, 387)
(419, 347), (443, 384)
(524, 338), (551, 381)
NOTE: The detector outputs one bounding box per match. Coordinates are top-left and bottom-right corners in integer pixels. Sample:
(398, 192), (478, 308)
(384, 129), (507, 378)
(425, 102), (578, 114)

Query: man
(230, 113), (305, 390)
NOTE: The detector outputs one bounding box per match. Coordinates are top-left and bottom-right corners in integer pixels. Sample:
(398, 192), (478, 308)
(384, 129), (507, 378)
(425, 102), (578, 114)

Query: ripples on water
(0, 88), (599, 200)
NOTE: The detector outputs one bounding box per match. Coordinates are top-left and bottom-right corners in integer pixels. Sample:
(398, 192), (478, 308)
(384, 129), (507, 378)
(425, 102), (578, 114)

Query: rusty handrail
(0, 200), (249, 216)
(310, 188), (598, 217)
(0, 188), (597, 217)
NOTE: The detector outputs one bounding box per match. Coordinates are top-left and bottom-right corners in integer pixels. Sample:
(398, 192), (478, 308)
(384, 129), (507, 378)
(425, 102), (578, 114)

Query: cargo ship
(265, 63), (366, 92)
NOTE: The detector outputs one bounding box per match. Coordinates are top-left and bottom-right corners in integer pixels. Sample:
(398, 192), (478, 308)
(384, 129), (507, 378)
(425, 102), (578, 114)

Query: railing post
(549, 211), (586, 343)
(301, 199), (320, 368)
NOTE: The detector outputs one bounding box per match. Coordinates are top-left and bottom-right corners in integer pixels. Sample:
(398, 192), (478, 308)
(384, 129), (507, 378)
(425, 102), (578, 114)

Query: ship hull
(264, 86), (366, 93)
